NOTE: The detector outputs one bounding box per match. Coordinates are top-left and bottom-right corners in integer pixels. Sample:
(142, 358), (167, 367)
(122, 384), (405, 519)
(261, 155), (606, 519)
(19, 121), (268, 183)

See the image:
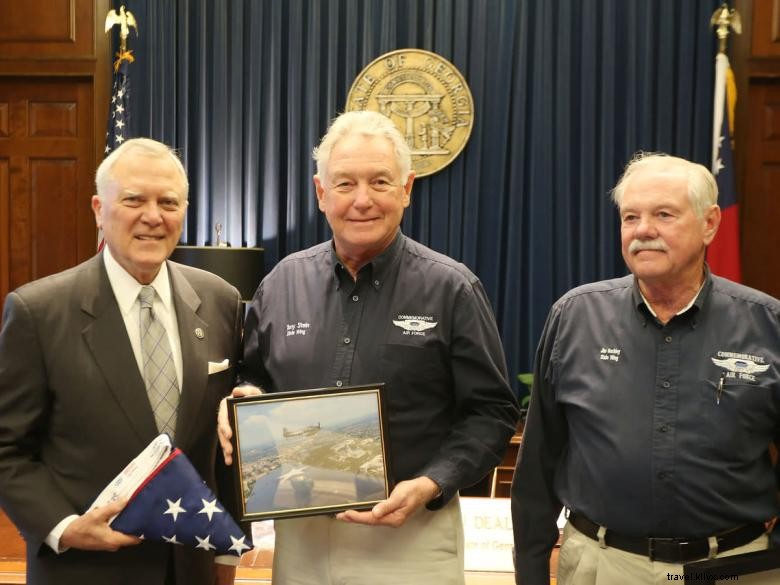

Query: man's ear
(703, 204), (721, 246)
(313, 175), (326, 211)
(91, 195), (103, 229)
(401, 171), (415, 208)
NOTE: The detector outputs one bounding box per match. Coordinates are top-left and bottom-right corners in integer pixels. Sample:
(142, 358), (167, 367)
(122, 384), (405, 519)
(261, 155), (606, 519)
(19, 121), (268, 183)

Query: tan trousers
(557, 522), (770, 585)
(272, 495), (465, 585)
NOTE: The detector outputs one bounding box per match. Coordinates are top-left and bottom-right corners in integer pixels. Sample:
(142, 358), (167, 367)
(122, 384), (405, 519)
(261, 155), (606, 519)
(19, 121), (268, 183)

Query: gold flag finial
(710, 3), (741, 54)
(105, 5), (139, 71)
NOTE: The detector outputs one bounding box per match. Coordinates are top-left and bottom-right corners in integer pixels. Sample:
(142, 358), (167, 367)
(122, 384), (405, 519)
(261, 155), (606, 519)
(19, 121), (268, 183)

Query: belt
(568, 512), (766, 564)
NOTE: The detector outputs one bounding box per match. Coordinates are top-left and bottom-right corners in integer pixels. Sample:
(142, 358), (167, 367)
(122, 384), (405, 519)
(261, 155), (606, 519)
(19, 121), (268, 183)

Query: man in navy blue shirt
(512, 153), (779, 585)
(221, 111), (519, 584)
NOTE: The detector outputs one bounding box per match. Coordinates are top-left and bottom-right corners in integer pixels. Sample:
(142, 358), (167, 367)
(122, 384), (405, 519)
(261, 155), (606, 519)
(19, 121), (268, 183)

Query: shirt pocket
(697, 379), (776, 462)
(379, 343), (444, 383)
(378, 343), (449, 415)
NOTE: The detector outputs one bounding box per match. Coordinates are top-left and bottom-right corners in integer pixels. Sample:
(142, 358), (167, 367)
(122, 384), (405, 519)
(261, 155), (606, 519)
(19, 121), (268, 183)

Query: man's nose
(634, 215), (657, 239)
(352, 183), (374, 208)
(141, 202), (163, 224)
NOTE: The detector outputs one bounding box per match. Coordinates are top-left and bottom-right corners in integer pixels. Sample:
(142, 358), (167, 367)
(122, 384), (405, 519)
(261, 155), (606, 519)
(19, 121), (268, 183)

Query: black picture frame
(226, 383), (394, 522)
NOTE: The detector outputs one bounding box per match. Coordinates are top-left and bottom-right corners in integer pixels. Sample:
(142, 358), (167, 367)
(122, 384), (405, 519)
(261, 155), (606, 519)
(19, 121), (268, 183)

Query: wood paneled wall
(736, 0), (780, 298)
(0, 0), (110, 573)
(0, 0), (109, 307)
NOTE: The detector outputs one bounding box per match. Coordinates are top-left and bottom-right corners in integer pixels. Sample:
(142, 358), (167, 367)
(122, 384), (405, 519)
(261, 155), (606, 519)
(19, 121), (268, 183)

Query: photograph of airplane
(230, 385), (392, 521)
(282, 423), (320, 438)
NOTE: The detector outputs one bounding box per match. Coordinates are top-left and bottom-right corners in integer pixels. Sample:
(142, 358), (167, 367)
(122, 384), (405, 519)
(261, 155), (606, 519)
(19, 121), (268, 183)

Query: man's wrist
(418, 475), (442, 502)
(45, 514), (79, 553)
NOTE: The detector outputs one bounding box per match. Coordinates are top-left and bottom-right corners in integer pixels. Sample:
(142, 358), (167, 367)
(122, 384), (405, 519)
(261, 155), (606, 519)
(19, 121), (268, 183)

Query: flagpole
(708, 3), (743, 283)
(710, 3), (740, 173)
(711, 3), (741, 55)
(712, 53), (728, 173)
(104, 4), (138, 154)
(99, 5), (139, 251)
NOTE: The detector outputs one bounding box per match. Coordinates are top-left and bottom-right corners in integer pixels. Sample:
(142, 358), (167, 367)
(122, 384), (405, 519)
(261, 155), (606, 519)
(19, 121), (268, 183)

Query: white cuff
(44, 515), (79, 553)
(215, 554), (242, 566)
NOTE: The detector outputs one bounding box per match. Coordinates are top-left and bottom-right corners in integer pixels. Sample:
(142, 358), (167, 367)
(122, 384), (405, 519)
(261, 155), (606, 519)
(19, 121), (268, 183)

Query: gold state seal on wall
(346, 49), (474, 178)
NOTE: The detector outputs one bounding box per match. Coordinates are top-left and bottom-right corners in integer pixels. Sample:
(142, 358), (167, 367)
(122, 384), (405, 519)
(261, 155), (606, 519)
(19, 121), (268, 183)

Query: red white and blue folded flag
(111, 447), (252, 556)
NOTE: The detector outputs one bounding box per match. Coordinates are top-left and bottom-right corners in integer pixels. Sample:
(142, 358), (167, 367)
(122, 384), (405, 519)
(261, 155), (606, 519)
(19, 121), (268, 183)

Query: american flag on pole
(106, 52), (132, 154)
(709, 51), (742, 282)
(100, 5), (137, 251)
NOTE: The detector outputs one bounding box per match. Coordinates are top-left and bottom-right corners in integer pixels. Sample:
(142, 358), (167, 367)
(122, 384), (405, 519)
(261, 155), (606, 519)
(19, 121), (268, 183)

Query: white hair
(95, 138), (189, 198)
(611, 152), (718, 219)
(312, 111), (412, 182)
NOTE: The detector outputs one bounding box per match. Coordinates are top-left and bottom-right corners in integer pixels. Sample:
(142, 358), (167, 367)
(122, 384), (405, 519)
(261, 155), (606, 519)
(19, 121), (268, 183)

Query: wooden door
(738, 0), (780, 299)
(0, 77), (96, 304)
(743, 82), (780, 298)
(0, 0), (108, 571)
(0, 0), (108, 311)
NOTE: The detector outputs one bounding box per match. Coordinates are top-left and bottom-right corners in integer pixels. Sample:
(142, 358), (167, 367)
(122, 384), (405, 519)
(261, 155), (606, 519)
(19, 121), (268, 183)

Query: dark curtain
(115, 0), (722, 396)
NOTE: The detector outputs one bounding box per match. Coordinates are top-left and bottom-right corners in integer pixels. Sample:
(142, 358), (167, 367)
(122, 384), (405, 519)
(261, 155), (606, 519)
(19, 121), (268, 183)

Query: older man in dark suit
(0, 138), (243, 585)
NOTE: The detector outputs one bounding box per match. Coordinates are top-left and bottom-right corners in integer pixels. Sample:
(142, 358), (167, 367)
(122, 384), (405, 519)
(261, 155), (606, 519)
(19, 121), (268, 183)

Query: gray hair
(313, 111), (412, 183)
(611, 152), (718, 219)
(95, 138), (189, 198)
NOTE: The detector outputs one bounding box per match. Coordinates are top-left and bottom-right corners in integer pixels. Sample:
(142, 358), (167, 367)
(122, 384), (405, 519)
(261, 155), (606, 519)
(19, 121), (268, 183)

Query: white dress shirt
(103, 245), (184, 389)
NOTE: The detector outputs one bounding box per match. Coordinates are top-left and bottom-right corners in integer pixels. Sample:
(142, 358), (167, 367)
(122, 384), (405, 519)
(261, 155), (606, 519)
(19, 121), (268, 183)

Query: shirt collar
(330, 230), (405, 290)
(103, 245), (173, 315)
(690, 264), (714, 315)
(632, 265), (712, 324)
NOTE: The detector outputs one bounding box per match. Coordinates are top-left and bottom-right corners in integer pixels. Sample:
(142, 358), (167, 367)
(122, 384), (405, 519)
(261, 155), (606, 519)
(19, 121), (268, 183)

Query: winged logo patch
(711, 351), (770, 383)
(392, 315), (437, 336)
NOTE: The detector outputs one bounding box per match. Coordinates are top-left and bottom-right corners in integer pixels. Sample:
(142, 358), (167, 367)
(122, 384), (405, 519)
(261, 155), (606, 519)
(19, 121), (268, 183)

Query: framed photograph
(226, 383), (394, 522)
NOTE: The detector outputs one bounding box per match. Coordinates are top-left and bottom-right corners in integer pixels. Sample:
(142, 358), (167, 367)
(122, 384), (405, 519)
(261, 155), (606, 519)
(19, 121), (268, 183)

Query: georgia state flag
(111, 448), (252, 557)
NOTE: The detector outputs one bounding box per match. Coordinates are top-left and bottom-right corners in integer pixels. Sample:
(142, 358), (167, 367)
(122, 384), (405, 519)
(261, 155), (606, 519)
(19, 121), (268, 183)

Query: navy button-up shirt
(512, 270), (780, 585)
(242, 232), (519, 504)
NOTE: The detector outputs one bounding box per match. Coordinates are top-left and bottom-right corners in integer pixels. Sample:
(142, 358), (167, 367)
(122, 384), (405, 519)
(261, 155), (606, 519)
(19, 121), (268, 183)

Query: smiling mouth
(633, 248), (665, 255)
(135, 235), (164, 241)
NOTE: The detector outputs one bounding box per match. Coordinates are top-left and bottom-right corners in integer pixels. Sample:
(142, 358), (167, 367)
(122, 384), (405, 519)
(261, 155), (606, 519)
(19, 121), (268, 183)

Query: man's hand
(218, 385), (263, 465)
(59, 499), (142, 551)
(213, 563), (237, 585)
(335, 476), (440, 528)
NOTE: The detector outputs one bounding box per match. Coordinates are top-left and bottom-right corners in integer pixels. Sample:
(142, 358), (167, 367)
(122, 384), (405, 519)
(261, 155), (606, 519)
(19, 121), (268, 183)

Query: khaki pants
(272, 495), (465, 585)
(558, 522), (770, 585)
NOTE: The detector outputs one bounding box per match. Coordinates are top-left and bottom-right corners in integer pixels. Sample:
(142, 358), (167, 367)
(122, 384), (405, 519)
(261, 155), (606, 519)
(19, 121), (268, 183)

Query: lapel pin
(194, 327), (205, 339)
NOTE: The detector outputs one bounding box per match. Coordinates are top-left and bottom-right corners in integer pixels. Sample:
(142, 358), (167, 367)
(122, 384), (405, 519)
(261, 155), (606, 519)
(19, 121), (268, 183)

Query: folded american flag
(111, 447), (252, 556)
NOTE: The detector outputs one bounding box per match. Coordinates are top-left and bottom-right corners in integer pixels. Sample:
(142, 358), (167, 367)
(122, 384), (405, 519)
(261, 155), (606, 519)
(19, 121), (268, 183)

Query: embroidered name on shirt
(392, 315), (437, 336)
(599, 347), (621, 362)
(711, 351), (769, 382)
(286, 322), (311, 337)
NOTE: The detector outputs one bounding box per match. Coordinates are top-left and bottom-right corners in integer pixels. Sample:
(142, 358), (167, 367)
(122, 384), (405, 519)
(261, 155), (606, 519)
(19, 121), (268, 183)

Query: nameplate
(461, 497), (514, 572)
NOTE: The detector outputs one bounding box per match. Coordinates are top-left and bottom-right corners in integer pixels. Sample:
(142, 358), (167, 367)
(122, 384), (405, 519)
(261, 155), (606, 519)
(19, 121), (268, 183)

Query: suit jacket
(0, 253), (244, 585)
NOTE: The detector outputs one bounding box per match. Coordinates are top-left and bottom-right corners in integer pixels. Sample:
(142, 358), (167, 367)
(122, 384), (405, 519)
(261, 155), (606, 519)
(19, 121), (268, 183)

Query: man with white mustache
(628, 238), (669, 254)
(512, 153), (780, 585)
